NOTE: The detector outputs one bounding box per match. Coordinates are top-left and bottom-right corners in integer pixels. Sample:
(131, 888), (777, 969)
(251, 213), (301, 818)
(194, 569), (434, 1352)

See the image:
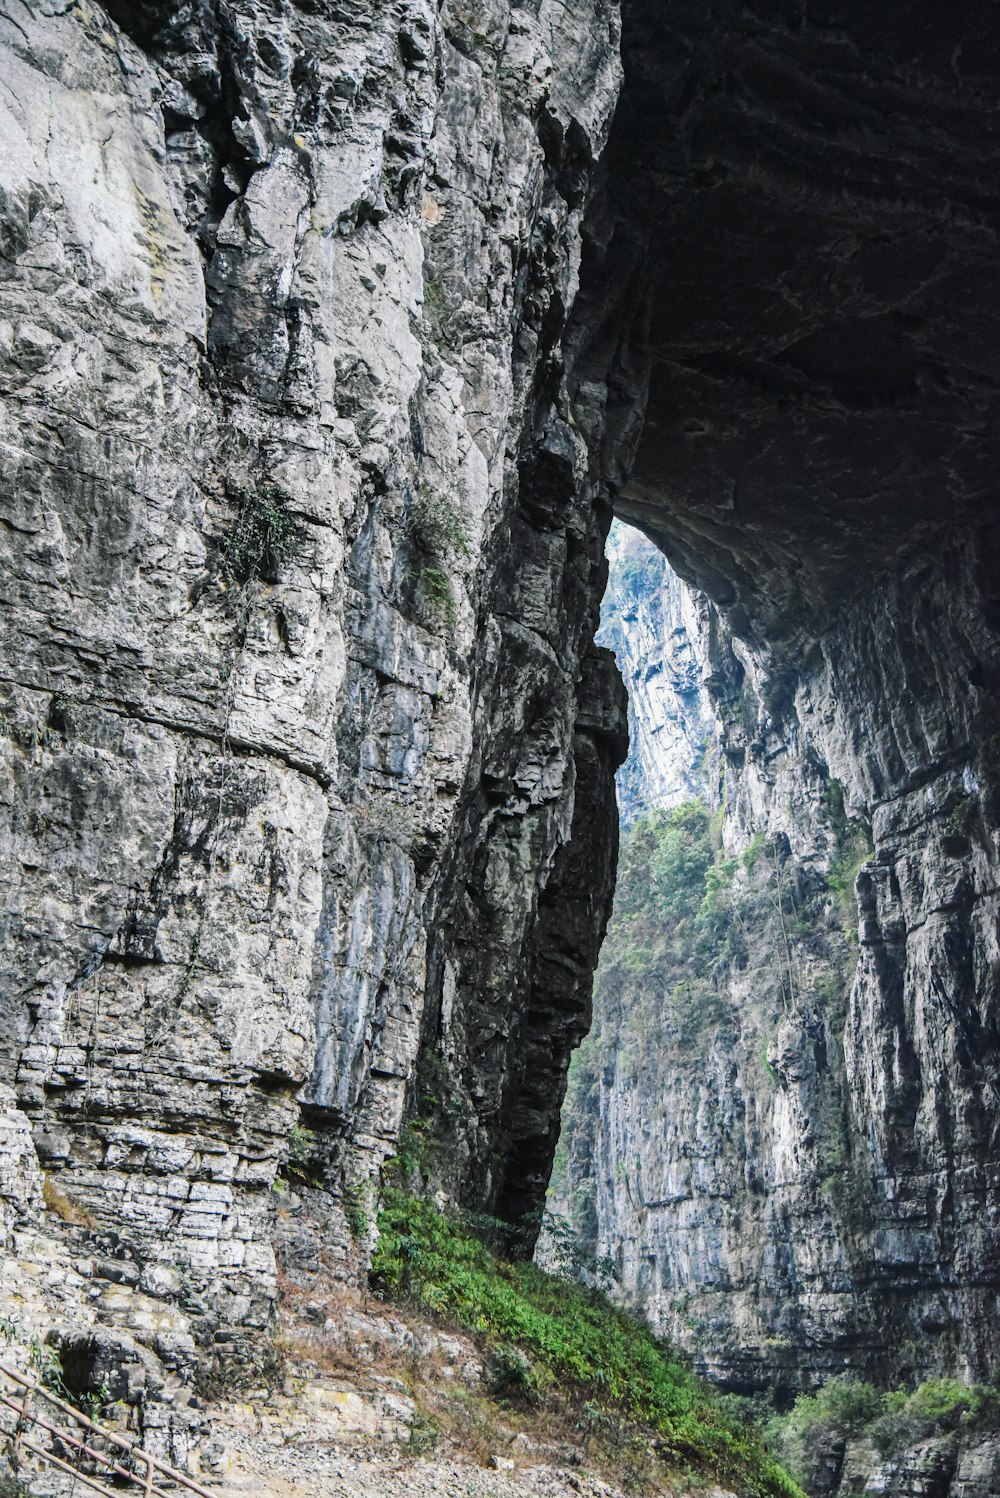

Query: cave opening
(532, 0), (1000, 1397)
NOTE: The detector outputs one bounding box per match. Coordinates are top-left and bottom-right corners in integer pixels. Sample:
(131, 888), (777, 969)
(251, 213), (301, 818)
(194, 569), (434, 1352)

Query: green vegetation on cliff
(567, 797), (834, 1075)
(371, 1189), (804, 1498)
(551, 793), (871, 1327)
(766, 1374), (1000, 1488)
(604, 799), (733, 986)
(596, 796), (859, 1024)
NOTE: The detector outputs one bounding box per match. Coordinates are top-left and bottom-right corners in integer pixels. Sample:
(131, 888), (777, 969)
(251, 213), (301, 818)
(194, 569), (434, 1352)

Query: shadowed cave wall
(555, 0), (1000, 1392)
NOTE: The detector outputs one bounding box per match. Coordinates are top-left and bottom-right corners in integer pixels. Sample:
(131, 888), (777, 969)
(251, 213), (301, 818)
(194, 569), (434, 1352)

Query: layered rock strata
(0, 0), (624, 1335)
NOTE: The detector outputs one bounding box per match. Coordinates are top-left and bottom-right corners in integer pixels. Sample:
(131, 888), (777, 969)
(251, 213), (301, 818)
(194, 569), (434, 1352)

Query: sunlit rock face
(555, 0), (1000, 1397)
(597, 525), (714, 824)
(0, 0), (625, 1332)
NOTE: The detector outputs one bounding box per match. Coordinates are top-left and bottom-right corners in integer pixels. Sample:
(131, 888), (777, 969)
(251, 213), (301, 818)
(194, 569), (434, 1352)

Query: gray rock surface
(833, 1433), (1000, 1498)
(2, 14), (1000, 1498)
(0, 0), (624, 1335)
(0, 1084), (44, 1241)
(597, 525), (714, 823)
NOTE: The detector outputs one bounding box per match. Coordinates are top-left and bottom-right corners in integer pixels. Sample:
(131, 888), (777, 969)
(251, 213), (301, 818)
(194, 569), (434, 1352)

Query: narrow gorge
(0, 2), (998, 1496)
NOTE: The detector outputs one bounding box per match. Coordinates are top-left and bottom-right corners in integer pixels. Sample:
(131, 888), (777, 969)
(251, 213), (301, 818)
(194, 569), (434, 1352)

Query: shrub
(822, 776), (873, 925)
(869, 1378), (1000, 1456)
(277, 1123), (322, 1190)
(539, 1209), (620, 1291)
(484, 1344), (543, 1407)
(742, 833), (768, 872)
(615, 545), (666, 598)
(600, 801), (742, 1014)
(221, 483), (295, 589)
(767, 1374), (1000, 1481)
(409, 484), (470, 628)
(766, 1377), (886, 1484)
(342, 1181), (372, 1240)
(421, 278), (455, 346)
(411, 484), (470, 560)
(407, 1411), (440, 1453)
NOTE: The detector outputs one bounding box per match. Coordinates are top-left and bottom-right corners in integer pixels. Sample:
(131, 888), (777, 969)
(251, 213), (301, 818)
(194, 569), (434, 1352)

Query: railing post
(12, 1378), (32, 1470)
(0, 1360), (215, 1498)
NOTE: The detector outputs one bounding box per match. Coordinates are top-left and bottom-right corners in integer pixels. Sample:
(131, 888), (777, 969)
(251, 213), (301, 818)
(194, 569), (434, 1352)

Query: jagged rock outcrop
(0, 0), (624, 1336)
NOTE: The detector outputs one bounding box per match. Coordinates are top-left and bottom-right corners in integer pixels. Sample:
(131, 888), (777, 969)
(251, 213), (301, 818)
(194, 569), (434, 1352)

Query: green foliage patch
(0, 1478), (33, 1497)
(766, 1374), (1000, 1485)
(587, 792), (862, 1066)
(221, 482), (295, 590)
(421, 277), (456, 347)
(371, 1190), (803, 1498)
(342, 1180), (373, 1240)
(615, 546), (666, 598)
(609, 801), (724, 972)
(869, 1378), (1000, 1456)
(598, 800), (753, 1041)
(417, 563), (456, 625)
(540, 1208), (620, 1292)
(409, 482), (471, 628)
(276, 1123), (323, 1191)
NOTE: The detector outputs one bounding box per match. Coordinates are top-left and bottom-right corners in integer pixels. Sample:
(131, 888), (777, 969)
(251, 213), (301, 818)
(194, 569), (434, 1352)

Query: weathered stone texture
(0, 1084), (43, 1243)
(597, 525), (715, 824)
(3, 12), (1000, 1488)
(0, 0), (624, 1329)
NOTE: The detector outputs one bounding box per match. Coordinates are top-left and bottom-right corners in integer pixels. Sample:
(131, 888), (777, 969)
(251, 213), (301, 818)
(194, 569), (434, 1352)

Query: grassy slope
(371, 1190), (804, 1498)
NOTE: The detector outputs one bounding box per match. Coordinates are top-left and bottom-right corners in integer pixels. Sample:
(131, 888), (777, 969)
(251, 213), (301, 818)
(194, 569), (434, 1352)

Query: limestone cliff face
(558, 533), (1000, 1399)
(0, 0), (625, 1333)
(597, 525), (714, 824)
(2, 3), (1000, 1470)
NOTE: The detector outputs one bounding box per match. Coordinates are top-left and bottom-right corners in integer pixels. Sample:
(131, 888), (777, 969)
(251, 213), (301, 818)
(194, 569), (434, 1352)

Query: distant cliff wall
(596, 525), (714, 824)
(557, 527), (1000, 1397)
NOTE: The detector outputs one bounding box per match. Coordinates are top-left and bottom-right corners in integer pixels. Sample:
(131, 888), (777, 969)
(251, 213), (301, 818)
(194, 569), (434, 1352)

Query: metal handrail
(0, 1360), (216, 1497)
